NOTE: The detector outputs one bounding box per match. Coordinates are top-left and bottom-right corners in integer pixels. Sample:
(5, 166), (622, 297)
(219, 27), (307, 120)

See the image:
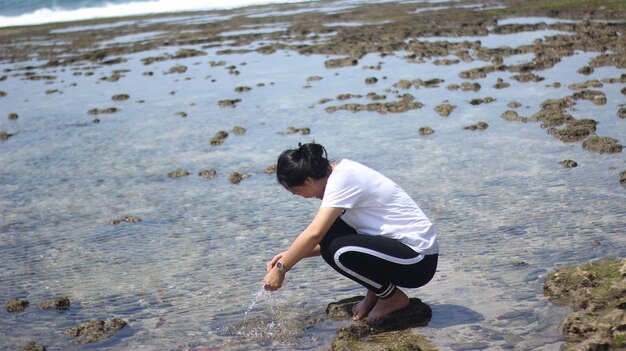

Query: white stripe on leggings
(333, 246), (425, 291)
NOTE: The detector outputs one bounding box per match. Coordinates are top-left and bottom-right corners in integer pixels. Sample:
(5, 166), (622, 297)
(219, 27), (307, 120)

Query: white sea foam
(0, 0), (311, 28)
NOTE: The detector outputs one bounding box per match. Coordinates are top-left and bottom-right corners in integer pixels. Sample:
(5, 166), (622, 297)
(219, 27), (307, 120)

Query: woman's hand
(263, 268), (285, 291)
(266, 252), (285, 272)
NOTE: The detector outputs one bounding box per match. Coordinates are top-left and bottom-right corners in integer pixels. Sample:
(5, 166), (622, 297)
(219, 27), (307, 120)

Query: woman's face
(287, 177), (325, 200)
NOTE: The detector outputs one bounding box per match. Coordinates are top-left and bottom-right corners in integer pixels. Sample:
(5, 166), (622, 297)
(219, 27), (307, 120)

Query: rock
(577, 66), (594, 75)
(327, 296), (434, 351)
(544, 258), (626, 351)
(460, 82), (481, 92)
(494, 78), (510, 89)
(234, 86), (251, 93)
(1, 131), (14, 140)
(37, 296), (70, 310)
(507, 101), (522, 109)
(325, 57), (358, 69)
(167, 64), (187, 74)
(112, 94), (129, 101)
(568, 80), (603, 90)
(547, 119), (597, 142)
(306, 76), (323, 81)
(325, 95), (423, 114)
(19, 341), (45, 351)
(571, 89), (606, 105)
(620, 170), (626, 184)
(622, 87), (626, 96)
(6, 298), (29, 312)
(167, 170), (190, 178)
(8, 113), (18, 120)
(511, 72), (544, 82)
(464, 122), (489, 131)
(63, 318), (128, 345)
(198, 169), (217, 179)
(264, 164), (277, 174)
(121, 215), (141, 223)
(434, 103), (456, 117)
(87, 107), (119, 115)
(365, 77), (378, 84)
(279, 127), (310, 135)
(232, 126), (246, 134)
(618, 108), (626, 119)
(210, 131), (229, 145)
(469, 97), (495, 105)
(0, 90), (6, 97)
(500, 110), (528, 122)
(419, 127), (434, 136)
(366, 92), (386, 101)
(229, 172), (250, 184)
(582, 136), (623, 153)
(218, 99), (241, 108)
(559, 160), (578, 168)
(174, 111), (187, 117)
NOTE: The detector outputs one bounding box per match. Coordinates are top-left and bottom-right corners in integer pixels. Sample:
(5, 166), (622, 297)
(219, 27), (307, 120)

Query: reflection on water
(1, 9), (625, 351)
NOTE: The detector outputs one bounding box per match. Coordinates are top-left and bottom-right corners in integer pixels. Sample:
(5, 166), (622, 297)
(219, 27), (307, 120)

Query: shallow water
(1, 4), (626, 351)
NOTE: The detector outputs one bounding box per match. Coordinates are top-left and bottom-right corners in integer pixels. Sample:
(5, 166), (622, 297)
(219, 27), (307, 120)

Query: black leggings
(319, 218), (438, 299)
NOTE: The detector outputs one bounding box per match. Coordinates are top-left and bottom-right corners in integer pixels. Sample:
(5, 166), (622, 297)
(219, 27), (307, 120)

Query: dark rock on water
(229, 172), (250, 184)
(618, 107), (626, 119)
(559, 160), (578, 168)
(210, 131), (229, 146)
(111, 215), (142, 225)
(19, 341), (45, 351)
(325, 95), (423, 114)
(279, 127), (310, 135)
(232, 126), (246, 134)
(199, 169), (217, 179)
(469, 97), (495, 105)
(434, 103), (456, 117)
(464, 122), (488, 131)
(544, 258), (626, 351)
(87, 107), (119, 115)
(112, 94), (129, 101)
(620, 170), (626, 184)
(168, 170), (190, 178)
(218, 99), (241, 108)
(63, 318), (128, 345)
(547, 119), (597, 143)
(1, 131), (14, 140)
(37, 296), (70, 310)
(8, 113), (18, 120)
(419, 127), (434, 136)
(328, 296), (434, 350)
(325, 57), (358, 69)
(582, 136), (623, 153)
(6, 298), (29, 312)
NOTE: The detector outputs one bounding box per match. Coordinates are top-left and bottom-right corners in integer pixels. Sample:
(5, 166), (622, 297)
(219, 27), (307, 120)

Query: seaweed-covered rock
(418, 127), (434, 136)
(210, 131), (229, 145)
(0, 131), (14, 140)
(63, 318), (128, 345)
(19, 341), (45, 351)
(8, 113), (18, 120)
(434, 103), (456, 117)
(6, 298), (29, 312)
(111, 94), (129, 101)
(218, 99), (241, 108)
(279, 126), (310, 135)
(87, 107), (119, 115)
(232, 126), (246, 134)
(544, 258), (626, 351)
(464, 122), (489, 131)
(229, 172), (250, 185)
(620, 170), (626, 184)
(547, 119), (597, 142)
(327, 296), (434, 351)
(325, 95), (423, 114)
(37, 296), (70, 310)
(469, 97), (495, 105)
(167, 170), (190, 178)
(618, 107), (626, 119)
(198, 169), (217, 179)
(582, 136), (623, 153)
(559, 160), (578, 168)
(325, 57), (358, 68)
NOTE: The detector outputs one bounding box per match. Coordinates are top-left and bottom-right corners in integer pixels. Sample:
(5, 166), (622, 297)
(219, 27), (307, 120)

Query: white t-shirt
(321, 159), (438, 254)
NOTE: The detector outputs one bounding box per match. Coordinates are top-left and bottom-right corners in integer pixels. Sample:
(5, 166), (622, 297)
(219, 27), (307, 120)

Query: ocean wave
(0, 0), (310, 28)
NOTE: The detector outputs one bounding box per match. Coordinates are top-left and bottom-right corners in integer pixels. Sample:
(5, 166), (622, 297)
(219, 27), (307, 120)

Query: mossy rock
(544, 258), (626, 351)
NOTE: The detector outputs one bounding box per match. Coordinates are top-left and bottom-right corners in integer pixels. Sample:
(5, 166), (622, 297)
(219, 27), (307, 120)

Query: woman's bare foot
(366, 288), (410, 324)
(352, 290), (378, 320)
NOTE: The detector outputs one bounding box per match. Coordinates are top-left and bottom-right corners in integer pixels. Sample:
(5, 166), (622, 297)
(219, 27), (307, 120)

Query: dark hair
(276, 143), (331, 189)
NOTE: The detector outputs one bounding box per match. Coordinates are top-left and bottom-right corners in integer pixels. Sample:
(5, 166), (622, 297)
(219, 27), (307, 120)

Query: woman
(263, 143), (438, 323)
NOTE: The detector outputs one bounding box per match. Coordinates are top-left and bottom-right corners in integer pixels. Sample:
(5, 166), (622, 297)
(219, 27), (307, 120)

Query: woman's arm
(266, 245), (321, 272)
(263, 207), (343, 290)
